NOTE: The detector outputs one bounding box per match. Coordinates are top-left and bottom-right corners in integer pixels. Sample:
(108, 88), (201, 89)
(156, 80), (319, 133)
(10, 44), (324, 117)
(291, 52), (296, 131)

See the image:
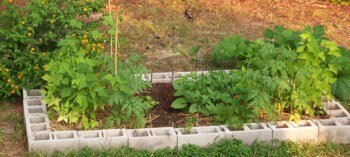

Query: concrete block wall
(141, 69), (233, 83)
(23, 85), (350, 155)
(221, 122), (272, 145)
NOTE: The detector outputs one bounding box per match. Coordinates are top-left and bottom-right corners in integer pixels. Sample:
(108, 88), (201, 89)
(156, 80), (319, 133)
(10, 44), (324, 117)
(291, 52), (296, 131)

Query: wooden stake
(108, 0), (113, 57)
(114, 9), (119, 76)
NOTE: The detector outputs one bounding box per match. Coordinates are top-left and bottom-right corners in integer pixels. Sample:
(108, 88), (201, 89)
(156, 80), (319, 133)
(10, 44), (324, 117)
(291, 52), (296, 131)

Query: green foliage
(332, 47), (350, 101)
(172, 71), (236, 115)
(172, 71), (259, 127)
(42, 33), (111, 129)
(176, 25), (347, 124)
(265, 25), (350, 102)
(208, 140), (252, 157)
(210, 35), (252, 64)
(178, 144), (208, 157)
(105, 54), (157, 128)
(0, 0), (104, 98)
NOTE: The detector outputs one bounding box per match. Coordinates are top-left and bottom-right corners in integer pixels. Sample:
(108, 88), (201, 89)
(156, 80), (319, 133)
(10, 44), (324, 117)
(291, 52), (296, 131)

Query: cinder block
(141, 74), (151, 82)
(127, 127), (177, 150)
(29, 131), (79, 154)
(78, 130), (105, 149)
(176, 126), (224, 149)
(316, 118), (350, 143)
(23, 99), (47, 117)
(102, 129), (128, 148)
(150, 73), (172, 83)
(324, 100), (350, 119)
(221, 123), (272, 145)
(23, 89), (42, 99)
(268, 121), (318, 145)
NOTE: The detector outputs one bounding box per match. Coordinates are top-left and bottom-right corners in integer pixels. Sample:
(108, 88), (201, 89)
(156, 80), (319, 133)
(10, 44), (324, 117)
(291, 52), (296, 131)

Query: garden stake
(108, 0), (113, 57)
(114, 8), (119, 76)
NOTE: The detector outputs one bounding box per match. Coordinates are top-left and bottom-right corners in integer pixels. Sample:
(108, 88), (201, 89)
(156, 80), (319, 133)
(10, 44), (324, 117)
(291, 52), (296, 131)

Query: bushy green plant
(264, 25), (350, 101)
(105, 54), (157, 128)
(0, 0), (104, 98)
(208, 140), (252, 157)
(175, 25), (345, 123)
(171, 71), (261, 127)
(210, 35), (253, 64)
(172, 71), (237, 115)
(42, 33), (112, 129)
(43, 33), (154, 129)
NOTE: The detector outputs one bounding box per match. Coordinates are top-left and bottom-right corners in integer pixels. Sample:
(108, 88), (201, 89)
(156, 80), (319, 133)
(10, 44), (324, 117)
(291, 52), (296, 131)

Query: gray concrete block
(78, 130), (106, 149)
(23, 89), (43, 99)
(268, 121), (318, 145)
(176, 126), (223, 149)
(102, 129), (128, 148)
(29, 131), (79, 155)
(324, 100), (350, 119)
(23, 99), (47, 117)
(316, 118), (350, 143)
(127, 127), (177, 150)
(221, 123), (272, 145)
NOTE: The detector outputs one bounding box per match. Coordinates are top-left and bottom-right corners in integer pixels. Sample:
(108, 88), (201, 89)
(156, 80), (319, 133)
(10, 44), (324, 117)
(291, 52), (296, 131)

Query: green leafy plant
(210, 35), (252, 64)
(174, 25), (345, 123)
(264, 25), (350, 101)
(172, 71), (259, 126)
(208, 140), (252, 157)
(0, 0), (104, 98)
(106, 54), (157, 128)
(42, 35), (111, 129)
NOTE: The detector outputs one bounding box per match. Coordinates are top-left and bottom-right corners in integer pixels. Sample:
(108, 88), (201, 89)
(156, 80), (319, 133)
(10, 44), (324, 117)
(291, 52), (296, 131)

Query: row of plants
(172, 25), (350, 128)
(27, 140), (350, 157)
(0, 0), (156, 129)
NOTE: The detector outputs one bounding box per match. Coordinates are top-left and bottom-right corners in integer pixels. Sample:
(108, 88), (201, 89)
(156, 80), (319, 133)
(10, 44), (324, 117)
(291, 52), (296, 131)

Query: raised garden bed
(23, 71), (350, 155)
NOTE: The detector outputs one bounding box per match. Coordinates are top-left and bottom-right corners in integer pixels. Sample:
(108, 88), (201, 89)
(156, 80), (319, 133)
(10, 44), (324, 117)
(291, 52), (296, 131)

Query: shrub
(0, 0), (104, 98)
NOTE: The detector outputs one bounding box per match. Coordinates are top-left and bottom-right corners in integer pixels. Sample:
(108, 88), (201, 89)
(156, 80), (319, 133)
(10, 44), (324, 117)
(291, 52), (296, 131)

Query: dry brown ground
(115, 0), (349, 71)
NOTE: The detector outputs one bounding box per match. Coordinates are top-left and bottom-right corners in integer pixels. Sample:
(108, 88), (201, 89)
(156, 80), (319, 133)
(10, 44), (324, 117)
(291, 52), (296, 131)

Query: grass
(25, 140), (350, 157)
(0, 99), (26, 156)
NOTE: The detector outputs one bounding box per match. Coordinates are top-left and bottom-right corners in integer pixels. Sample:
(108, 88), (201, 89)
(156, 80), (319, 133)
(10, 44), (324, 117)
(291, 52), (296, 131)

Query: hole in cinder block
(28, 108), (43, 114)
(81, 131), (100, 138)
(28, 90), (41, 97)
(248, 123), (264, 130)
(152, 73), (166, 79)
(200, 127), (219, 133)
(34, 133), (50, 141)
(28, 100), (41, 106)
(131, 130), (149, 137)
(31, 124), (47, 132)
(169, 73), (181, 78)
(56, 132), (75, 139)
(276, 122), (289, 128)
(338, 119), (350, 125)
(30, 117), (45, 124)
(151, 129), (171, 136)
(104, 130), (123, 137)
(296, 121), (312, 127)
(227, 126), (244, 131)
(320, 121), (336, 126)
(333, 111), (347, 118)
(326, 103), (341, 110)
(180, 128), (198, 135)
